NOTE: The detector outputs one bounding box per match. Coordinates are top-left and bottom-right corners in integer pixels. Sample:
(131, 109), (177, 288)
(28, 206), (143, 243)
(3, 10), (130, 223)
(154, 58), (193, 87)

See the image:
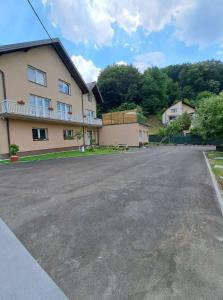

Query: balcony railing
(0, 100), (102, 126)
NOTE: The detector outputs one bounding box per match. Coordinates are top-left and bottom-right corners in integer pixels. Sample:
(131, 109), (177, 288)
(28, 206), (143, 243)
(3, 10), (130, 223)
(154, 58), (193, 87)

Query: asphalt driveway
(1, 146), (223, 299)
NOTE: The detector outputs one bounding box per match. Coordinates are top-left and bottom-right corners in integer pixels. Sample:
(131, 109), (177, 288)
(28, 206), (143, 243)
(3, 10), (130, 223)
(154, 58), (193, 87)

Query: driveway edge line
(203, 151), (223, 215)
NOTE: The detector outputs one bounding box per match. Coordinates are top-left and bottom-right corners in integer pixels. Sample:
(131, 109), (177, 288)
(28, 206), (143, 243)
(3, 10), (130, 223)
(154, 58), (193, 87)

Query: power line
(26, 0), (52, 40)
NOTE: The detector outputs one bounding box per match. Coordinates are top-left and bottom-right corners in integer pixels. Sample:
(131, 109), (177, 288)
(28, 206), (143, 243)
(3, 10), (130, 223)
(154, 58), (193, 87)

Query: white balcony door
(85, 130), (92, 146)
(29, 95), (50, 118)
(57, 102), (71, 120)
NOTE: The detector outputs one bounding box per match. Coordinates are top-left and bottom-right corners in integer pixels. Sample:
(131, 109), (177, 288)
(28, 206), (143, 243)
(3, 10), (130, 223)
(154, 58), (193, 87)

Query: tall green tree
(192, 94), (223, 139)
(97, 64), (142, 112)
(141, 67), (169, 114)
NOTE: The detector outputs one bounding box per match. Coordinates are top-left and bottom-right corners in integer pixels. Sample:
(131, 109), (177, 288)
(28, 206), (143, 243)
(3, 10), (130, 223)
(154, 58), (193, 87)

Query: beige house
(162, 100), (195, 125)
(0, 39), (103, 158)
(99, 110), (149, 147)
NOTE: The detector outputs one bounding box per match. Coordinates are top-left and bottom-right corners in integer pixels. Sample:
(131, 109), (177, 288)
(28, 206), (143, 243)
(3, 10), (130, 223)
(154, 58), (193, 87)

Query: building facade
(162, 100), (195, 125)
(0, 39), (103, 158)
(99, 110), (149, 147)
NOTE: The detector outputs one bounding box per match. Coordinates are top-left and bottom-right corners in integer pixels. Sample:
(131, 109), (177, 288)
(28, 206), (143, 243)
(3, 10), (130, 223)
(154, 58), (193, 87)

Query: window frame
(32, 128), (48, 141)
(63, 129), (74, 140)
(57, 101), (72, 113)
(85, 109), (95, 118)
(27, 65), (47, 87)
(88, 93), (93, 102)
(170, 108), (177, 113)
(58, 79), (71, 95)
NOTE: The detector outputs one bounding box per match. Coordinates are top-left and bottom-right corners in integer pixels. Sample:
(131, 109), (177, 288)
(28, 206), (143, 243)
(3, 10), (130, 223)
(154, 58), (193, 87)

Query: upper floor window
(85, 110), (94, 118)
(57, 101), (72, 113)
(170, 108), (177, 113)
(29, 94), (51, 117)
(28, 66), (46, 86)
(58, 79), (71, 95)
(88, 93), (93, 102)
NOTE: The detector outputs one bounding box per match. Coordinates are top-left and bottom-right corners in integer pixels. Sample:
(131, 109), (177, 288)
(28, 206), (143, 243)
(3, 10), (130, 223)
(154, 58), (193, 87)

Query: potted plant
(68, 111), (72, 115)
(10, 144), (20, 162)
(48, 107), (54, 111)
(17, 100), (25, 105)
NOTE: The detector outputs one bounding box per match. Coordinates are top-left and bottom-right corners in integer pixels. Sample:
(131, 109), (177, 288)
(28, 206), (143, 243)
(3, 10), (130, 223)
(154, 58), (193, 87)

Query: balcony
(0, 100), (102, 127)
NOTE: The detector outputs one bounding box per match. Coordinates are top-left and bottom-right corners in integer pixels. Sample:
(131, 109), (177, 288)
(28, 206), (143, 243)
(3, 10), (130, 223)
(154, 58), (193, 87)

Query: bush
(192, 94), (223, 139)
(10, 144), (19, 156)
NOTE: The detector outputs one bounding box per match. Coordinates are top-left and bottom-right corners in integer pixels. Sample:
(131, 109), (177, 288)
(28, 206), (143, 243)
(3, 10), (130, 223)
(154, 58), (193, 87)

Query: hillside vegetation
(97, 60), (223, 116)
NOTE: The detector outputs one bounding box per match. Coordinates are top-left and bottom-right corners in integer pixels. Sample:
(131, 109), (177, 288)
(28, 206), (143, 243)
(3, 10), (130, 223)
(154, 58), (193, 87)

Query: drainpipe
(97, 127), (99, 146)
(81, 93), (85, 147)
(6, 118), (11, 154)
(0, 70), (10, 155)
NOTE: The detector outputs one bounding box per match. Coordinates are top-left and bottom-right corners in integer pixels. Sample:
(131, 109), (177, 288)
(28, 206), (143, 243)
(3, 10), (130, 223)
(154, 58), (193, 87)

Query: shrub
(10, 144), (19, 156)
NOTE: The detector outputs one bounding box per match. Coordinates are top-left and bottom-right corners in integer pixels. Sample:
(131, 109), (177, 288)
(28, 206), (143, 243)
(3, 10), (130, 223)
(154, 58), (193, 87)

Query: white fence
(0, 100), (102, 126)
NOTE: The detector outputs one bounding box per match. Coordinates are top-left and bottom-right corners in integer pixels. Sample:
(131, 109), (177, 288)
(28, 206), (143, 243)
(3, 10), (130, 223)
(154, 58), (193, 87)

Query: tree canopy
(97, 60), (223, 116)
(192, 93), (223, 139)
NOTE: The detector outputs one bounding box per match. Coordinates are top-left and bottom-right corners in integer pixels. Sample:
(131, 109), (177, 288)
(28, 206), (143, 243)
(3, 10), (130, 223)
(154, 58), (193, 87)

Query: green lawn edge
(207, 151), (223, 188)
(0, 148), (121, 164)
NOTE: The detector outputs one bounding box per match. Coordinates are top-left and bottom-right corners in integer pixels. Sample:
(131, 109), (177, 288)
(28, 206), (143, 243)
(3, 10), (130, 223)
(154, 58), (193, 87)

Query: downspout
(81, 93), (85, 147)
(97, 127), (99, 146)
(6, 118), (11, 154)
(0, 70), (10, 155)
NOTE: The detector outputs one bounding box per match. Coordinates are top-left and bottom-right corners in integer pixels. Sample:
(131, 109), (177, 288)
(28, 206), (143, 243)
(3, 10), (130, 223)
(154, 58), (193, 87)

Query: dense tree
(97, 64), (142, 112)
(141, 67), (169, 115)
(97, 59), (223, 116)
(111, 102), (137, 111)
(192, 94), (223, 139)
(163, 60), (223, 100)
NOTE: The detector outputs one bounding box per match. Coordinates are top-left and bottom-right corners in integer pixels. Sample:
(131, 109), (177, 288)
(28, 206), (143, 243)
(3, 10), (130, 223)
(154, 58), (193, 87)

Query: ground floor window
(63, 129), (73, 140)
(32, 128), (48, 141)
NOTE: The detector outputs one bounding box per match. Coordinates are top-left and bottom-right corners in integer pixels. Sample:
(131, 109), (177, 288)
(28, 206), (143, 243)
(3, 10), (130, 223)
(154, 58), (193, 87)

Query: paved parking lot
(1, 146), (223, 299)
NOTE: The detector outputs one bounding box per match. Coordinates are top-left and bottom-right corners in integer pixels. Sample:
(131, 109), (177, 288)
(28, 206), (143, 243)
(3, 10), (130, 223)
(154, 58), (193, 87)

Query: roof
(87, 81), (103, 103)
(0, 38), (89, 94)
(163, 100), (195, 115)
(181, 100), (195, 109)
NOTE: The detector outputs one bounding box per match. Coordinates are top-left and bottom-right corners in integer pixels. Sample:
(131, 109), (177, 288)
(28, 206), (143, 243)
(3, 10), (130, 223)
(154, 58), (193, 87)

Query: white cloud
(71, 55), (101, 82)
(174, 0), (223, 47)
(43, 0), (223, 48)
(134, 51), (166, 72)
(42, 0), (190, 46)
(116, 61), (127, 66)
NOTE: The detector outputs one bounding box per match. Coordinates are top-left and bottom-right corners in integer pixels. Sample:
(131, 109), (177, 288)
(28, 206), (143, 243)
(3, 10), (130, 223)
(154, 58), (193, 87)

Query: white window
(170, 108), (177, 113)
(85, 110), (94, 118)
(63, 129), (73, 140)
(28, 66), (46, 86)
(29, 94), (51, 117)
(57, 101), (72, 113)
(58, 79), (71, 95)
(88, 93), (93, 102)
(32, 128), (48, 141)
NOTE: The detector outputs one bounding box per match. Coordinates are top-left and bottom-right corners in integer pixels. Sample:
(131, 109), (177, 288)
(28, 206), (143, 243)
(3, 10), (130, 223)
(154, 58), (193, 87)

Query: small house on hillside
(162, 100), (195, 125)
(99, 110), (150, 147)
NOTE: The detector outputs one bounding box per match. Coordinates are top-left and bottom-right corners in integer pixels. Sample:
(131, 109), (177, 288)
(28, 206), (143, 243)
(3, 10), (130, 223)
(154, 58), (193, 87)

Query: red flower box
(48, 107), (54, 111)
(17, 100), (25, 105)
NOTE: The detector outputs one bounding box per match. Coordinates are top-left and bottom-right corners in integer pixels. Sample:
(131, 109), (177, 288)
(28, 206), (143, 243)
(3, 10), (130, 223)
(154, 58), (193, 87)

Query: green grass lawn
(207, 151), (223, 188)
(0, 148), (120, 164)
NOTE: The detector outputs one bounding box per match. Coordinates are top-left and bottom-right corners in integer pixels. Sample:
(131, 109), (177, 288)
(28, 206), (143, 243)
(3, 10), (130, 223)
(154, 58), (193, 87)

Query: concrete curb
(203, 151), (223, 215)
(0, 218), (68, 300)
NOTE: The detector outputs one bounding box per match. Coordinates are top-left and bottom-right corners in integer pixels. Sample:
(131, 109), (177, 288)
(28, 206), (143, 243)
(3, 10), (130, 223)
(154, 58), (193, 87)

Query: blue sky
(1, 0), (223, 82)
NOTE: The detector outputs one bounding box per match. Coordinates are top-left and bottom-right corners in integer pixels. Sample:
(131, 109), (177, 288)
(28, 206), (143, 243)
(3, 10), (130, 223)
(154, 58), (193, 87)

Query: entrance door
(85, 130), (93, 146)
